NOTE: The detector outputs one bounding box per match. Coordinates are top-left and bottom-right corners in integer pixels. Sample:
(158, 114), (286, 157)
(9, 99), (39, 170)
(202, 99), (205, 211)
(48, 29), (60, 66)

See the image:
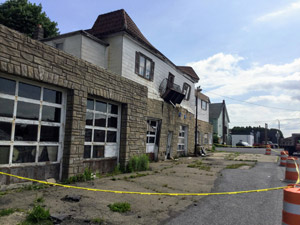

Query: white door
(146, 120), (158, 153)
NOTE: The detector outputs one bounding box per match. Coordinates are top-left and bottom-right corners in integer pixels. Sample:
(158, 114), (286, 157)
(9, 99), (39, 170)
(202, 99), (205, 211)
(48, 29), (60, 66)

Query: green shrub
(127, 154), (149, 172)
(108, 202), (131, 213)
(63, 167), (93, 184)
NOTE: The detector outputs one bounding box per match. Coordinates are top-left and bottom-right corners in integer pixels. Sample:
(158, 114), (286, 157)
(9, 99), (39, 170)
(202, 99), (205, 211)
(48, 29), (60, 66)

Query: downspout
(195, 87), (202, 155)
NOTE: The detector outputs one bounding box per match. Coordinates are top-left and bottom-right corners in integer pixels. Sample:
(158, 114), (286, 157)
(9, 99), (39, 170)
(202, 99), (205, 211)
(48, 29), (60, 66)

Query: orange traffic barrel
(285, 157), (299, 183)
(282, 184), (300, 225)
(280, 151), (289, 166)
(265, 145), (271, 155)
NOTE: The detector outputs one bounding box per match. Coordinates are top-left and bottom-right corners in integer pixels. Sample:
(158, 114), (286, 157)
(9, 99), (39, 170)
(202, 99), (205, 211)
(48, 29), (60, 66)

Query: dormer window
(182, 83), (191, 100)
(135, 52), (155, 81)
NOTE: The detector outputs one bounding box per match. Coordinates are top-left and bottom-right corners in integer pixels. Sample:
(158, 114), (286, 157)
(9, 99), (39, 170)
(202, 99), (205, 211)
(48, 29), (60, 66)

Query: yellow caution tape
(0, 171), (290, 196)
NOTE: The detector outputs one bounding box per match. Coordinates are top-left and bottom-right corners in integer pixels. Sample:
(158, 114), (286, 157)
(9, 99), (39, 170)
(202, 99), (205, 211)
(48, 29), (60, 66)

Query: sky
(2, 0), (300, 137)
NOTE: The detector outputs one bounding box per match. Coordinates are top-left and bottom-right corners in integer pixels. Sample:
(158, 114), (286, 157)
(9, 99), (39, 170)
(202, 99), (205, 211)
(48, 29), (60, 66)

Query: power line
(203, 90), (300, 112)
(230, 118), (300, 124)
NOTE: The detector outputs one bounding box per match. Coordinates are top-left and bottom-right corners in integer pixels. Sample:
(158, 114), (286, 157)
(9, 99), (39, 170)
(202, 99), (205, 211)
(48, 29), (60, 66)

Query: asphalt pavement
(215, 147), (282, 155)
(165, 156), (287, 225)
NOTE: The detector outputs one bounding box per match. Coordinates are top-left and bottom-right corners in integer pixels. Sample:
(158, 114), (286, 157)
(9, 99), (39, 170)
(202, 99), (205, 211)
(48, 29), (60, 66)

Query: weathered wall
(147, 99), (195, 159)
(0, 24), (148, 183)
(197, 119), (213, 149)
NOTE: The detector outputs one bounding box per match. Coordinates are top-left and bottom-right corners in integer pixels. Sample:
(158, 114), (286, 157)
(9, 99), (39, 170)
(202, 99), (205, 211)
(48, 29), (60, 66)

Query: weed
(63, 167), (94, 184)
(187, 160), (211, 171)
(162, 184), (168, 188)
(91, 217), (105, 224)
(225, 163), (252, 169)
(22, 204), (52, 225)
(127, 154), (150, 172)
(225, 152), (240, 161)
(34, 197), (44, 204)
(108, 202), (131, 213)
(0, 208), (19, 217)
(111, 177), (116, 181)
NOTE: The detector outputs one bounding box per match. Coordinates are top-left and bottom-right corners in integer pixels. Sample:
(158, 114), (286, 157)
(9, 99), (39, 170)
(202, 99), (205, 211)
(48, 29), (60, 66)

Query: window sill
(83, 157), (117, 162)
(0, 161), (59, 168)
(135, 72), (153, 82)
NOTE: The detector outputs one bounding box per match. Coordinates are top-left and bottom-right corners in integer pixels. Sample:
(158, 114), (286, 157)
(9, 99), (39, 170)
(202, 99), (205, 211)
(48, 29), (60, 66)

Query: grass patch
(187, 160), (211, 171)
(225, 163), (252, 169)
(108, 202), (131, 213)
(225, 152), (240, 160)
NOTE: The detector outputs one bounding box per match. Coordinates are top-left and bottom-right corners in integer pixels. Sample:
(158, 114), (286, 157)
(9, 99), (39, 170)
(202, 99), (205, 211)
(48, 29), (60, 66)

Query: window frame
(182, 83), (191, 100)
(177, 125), (187, 154)
(135, 52), (155, 81)
(0, 75), (66, 167)
(84, 98), (121, 161)
(201, 100), (207, 110)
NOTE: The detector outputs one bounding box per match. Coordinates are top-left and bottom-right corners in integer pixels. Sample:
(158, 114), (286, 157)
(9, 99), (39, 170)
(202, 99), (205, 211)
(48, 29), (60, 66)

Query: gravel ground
(0, 152), (278, 225)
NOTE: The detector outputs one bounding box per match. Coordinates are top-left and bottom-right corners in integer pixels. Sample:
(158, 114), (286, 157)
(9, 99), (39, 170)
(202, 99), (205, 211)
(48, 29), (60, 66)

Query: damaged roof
(87, 9), (199, 82)
(177, 66), (199, 81)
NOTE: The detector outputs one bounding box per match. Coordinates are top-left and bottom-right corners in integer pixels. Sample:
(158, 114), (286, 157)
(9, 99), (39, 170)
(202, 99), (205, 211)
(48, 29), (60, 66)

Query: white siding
(197, 98), (209, 122)
(103, 35), (123, 76)
(44, 34), (82, 59)
(120, 35), (196, 114)
(81, 36), (108, 69)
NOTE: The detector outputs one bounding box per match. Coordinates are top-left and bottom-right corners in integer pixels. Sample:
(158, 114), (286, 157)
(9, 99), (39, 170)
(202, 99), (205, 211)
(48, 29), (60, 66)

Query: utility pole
(194, 86), (202, 155)
(265, 123), (268, 146)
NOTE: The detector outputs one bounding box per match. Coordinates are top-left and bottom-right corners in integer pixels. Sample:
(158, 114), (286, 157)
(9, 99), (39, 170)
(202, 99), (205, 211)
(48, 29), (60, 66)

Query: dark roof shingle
(209, 103), (223, 119)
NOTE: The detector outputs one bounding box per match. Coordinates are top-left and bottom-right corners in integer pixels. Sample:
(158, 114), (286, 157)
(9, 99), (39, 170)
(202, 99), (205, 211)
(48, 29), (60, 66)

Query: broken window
(182, 83), (191, 100)
(84, 98), (120, 159)
(0, 76), (65, 165)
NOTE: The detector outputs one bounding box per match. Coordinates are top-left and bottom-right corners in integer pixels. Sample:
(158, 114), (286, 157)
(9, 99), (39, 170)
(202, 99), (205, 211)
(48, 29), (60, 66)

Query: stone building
(0, 9), (201, 184)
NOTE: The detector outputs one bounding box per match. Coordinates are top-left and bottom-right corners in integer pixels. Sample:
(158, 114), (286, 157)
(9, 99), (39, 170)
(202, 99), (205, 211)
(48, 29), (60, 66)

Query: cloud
(256, 1), (300, 22)
(187, 53), (300, 137)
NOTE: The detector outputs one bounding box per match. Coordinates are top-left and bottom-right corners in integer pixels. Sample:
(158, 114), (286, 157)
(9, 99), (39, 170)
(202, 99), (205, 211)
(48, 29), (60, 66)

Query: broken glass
(38, 146), (58, 162)
(93, 145), (104, 158)
(40, 126), (59, 142)
(12, 146), (36, 163)
(14, 124), (38, 141)
(0, 146), (10, 164)
(107, 131), (117, 142)
(0, 122), (12, 141)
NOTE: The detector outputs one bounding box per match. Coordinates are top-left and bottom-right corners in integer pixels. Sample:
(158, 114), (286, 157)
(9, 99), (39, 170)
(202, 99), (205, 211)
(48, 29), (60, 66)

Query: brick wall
(0, 24), (148, 182)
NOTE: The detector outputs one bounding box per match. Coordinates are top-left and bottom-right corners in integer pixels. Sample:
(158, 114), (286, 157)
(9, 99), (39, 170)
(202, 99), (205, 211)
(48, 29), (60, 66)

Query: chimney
(33, 24), (44, 40)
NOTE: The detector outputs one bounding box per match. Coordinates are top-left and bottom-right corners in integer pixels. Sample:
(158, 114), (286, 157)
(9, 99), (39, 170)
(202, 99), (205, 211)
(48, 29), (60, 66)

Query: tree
(0, 0), (59, 38)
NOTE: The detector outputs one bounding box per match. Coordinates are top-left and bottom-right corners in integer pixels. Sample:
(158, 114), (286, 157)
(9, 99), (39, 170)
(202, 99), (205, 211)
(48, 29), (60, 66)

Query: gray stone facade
(147, 99), (195, 159)
(0, 25), (148, 184)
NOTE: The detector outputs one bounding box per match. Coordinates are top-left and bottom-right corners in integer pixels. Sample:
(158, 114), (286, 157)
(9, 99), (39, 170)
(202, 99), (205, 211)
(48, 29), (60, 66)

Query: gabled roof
(209, 102), (230, 122)
(177, 66), (199, 81)
(209, 103), (223, 119)
(87, 9), (199, 82)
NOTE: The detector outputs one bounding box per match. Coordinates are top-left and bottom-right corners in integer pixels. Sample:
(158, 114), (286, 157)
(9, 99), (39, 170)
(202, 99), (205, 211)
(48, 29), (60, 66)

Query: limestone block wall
(147, 99), (195, 159)
(0, 24), (148, 183)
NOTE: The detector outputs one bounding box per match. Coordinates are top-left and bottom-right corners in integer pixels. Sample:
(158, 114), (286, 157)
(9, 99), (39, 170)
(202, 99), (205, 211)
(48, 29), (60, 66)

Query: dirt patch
(0, 152), (272, 225)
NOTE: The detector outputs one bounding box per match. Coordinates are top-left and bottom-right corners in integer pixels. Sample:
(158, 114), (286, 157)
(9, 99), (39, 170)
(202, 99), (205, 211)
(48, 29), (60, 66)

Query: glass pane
(83, 145), (91, 158)
(86, 112), (93, 125)
(18, 82), (41, 100)
(87, 99), (94, 110)
(17, 101), (39, 120)
(95, 114), (106, 127)
(108, 104), (118, 114)
(14, 124), (38, 141)
(107, 131), (117, 143)
(0, 77), (15, 95)
(12, 146), (36, 163)
(139, 56), (145, 75)
(95, 101), (106, 112)
(0, 98), (14, 117)
(93, 146), (104, 158)
(0, 146), (10, 164)
(42, 106), (61, 122)
(94, 130), (105, 142)
(85, 129), (92, 142)
(0, 122), (12, 141)
(40, 126), (59, 142)
(38, 146), (58, 162)
(43, 88), (62, 104)
(107, 116), (118, 128)
(145, 60), (151, 79)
